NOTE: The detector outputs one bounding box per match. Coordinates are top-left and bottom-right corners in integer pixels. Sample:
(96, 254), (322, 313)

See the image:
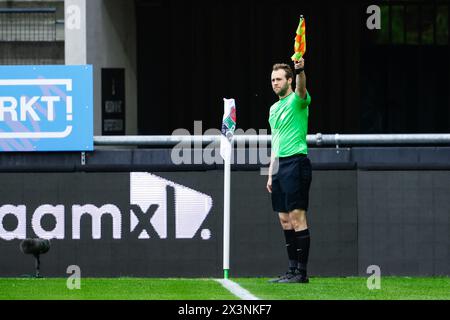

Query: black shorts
(271, 154), (312, 213)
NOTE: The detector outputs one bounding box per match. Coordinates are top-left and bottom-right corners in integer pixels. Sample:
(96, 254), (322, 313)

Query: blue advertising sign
(0, 65), (93, 151)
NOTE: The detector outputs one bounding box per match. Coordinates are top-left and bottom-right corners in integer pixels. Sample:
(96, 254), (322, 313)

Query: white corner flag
(220, 98), (236, 279)
(220, 98), (237, 161)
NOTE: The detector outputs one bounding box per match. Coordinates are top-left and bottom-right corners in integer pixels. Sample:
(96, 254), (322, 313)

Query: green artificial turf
(1, 277), (449, 300)
(235, 277), (450, 300)
(0, 278), (237, 300)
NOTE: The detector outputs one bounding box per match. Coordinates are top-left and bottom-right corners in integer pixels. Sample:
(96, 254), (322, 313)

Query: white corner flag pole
(220, 98), (236, 280)
(223, 146), (231, 279)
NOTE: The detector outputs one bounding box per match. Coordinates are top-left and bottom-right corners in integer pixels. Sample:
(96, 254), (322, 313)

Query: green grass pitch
(0, 277), (449, 300)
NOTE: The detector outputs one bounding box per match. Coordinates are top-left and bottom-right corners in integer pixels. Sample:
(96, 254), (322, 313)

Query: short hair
(272, 63), (293, 80)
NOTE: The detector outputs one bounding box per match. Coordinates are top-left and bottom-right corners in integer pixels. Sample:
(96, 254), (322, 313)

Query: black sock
(283, 229), (298, 270)
(295, 229), (310, 277)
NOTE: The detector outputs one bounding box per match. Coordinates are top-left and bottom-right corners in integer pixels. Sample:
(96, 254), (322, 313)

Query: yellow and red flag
(291, 15), (306, 62)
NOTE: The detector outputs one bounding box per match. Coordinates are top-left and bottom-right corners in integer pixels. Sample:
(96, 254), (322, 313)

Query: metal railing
(93, 133), (450, 147)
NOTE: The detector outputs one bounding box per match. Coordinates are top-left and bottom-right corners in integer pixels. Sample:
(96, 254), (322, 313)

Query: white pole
(223, 154), (231, 279)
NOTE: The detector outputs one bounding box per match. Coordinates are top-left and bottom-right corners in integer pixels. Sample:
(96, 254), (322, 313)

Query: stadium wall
(0, 147), (449, 277)
(85, 0), (137, 136)
(65, 0), (138, 135)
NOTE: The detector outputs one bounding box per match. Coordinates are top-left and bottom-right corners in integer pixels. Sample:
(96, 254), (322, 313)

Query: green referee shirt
(269, 90), (312, 158)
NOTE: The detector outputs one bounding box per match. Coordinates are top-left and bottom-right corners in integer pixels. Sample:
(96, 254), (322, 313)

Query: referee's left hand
(266, 177), (272, 193)
(294, 58), (305, 70)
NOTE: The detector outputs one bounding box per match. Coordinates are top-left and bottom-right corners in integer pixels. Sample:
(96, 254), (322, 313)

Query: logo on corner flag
(220, 98), (237, 161)
(221, 99), (236, 140)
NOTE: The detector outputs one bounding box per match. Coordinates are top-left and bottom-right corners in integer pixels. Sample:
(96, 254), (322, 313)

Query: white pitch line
(215, 279), (260, 300)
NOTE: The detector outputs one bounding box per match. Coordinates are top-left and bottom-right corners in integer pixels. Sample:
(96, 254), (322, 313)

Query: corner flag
(220, 98), (237, 161)
(220, 98), (236, 279)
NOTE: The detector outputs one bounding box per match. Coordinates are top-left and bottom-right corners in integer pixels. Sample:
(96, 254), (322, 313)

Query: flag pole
(220, 98), (236, 280)
(223, 152), (231, 279)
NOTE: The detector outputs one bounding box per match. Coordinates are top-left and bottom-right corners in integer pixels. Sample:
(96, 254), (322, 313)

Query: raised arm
(294, 58), (307, 99)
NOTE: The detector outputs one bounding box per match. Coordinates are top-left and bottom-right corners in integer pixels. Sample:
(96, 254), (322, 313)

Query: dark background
(136, 0), (450, 135)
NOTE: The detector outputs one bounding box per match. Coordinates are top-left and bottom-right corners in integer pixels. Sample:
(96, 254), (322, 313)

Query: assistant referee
(266, 58), (312, 284)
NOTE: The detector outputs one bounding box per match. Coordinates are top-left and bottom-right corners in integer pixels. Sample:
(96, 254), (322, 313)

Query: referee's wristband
(295, 68), (304, 75)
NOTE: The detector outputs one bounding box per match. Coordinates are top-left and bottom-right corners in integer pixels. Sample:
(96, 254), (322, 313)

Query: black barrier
(0, 170), (358, 277)
(0, 148), (449, 277)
